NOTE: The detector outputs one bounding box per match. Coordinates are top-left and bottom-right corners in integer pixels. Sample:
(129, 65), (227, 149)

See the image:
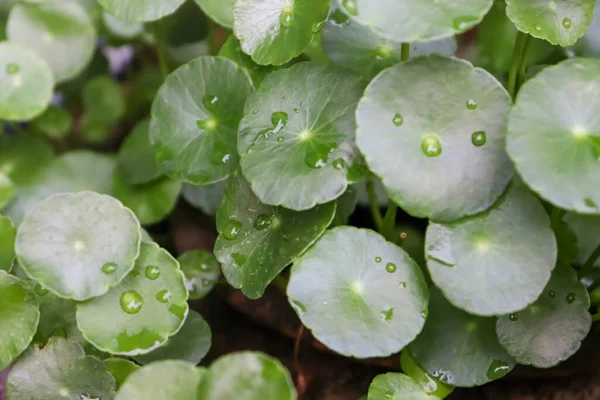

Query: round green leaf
(564, 212), (600, 268)
(507, 58), (600, 214)
(218, 35), (276, 86)
(113, 174), (181, 226)
(322, 5), (457, 81)
(6, 338), (116, 400)
(233, 0), (329, 65)
(496, 265), (591, 368)
(409, 287), (515, 387)
(400, 350), (454, 398)
(0, 172), (14, 208)
(367, 373), (438, 400)
(0, 215), (16, 271)
(287, 226), (428, 358)
(0, 134), (53, 184)
(83, 76), (126, 125)
(0, 41), (53, 121)
(31, 106), (73, 139)
(215, 174), (336, 298)
(16, 191), (142, 301)
(239, 62), (365, 211)
(195, 0), (234, 28)
(7, 0), (96, 83)
(425, 182), (557, 316)
(197, 352), (296, 400)
(150, 56), (254, 185)
(102, 12), (143, 39)
(356, 55), (513, 222)
(178, 249), (220, 300)
(337, 0), (492, 42)
(99, 0), (185, 22)
(104, 358), (140, 389)
(76, 241), (188, 356)
(117, 119), (163, 185)
(114, 360), (203, 400)
(181, 181), (225, 216)
(506, 0), (595, 47)
(0, 271), (39, 370)
(31, 286), (84, 346)
(134, 310), (211, 365)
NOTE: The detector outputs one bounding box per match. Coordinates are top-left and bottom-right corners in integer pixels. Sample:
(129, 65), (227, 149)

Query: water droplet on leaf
(333, 158), (346, 170)
(392, 113), (403, 126)
(342, 0), (358, 15)
(375, 257), (382, 263)
(202, 94), (219, 112)
(421, 135), (442, 157)
(386, 263), (397, 273)
(277, 136), (284, 142)
(223, 219), (242, 240)
(566, 292), (576, 304)
(549, 290), (556, 298)
(280, 5), (294, 27)
(585, 198), (597, 208)
(487, 359), (511, 380)
(6, 63), (19, 75)
(254, 213), (274, 230)
(380, 307), (394, 322)
(120, 290), (144, 314)
(101, 262), (117, 275)
(509, 313), (519, 321)
(535, 24), (542, 31)
(156, 290), (171, 303)
(145, 265), (160, 280)
(271, 111), (288, 129)
(471, 131), (487, 147)
(466, 99), (477, 110)
(563, 18), (572, 28)
(399, 281), (407, 288)
(232, 252), (246, 266)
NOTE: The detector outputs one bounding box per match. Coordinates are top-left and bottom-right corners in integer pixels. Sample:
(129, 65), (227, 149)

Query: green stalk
(579, 241), (600, 279)
(366, 174), (383, 231)
(401, 43), (410, 62)
(550, 207), (566, 226)
(507, 31), (530, 100)
(152, 21), (170, 79)
(382, 202), (398, 242)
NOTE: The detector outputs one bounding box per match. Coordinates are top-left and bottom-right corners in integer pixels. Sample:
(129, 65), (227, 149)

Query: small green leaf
(194, 0), (235, 28)
(218, 36), (276, 86)
(197, 352), (296, 400)
(178, 249), (221, 300)
(0, 42), (54, 121)
(6, 338), (116, 400)
(564, 212), (600, 268)
(357, 55), (513, 222)
(367, 373), (439, 400)
(104, 358), (140, 389)
(16, 191), (142, 301)
(117, 119), (163, 185)
(83, 76), (126, 125)
(233, 0), (329, 65)
(507, 58), (600, 214)
(288, 226), (428, 358)
(98, 0), (185, 22)
(31, 285), (84, 346)
(215, 174), (336, 299)
(150, 56), (254, 185)
(239, 62), (365, 211)
(30, 106), (73, 139)
(0, 134), (53, 184)
(400, 350), (454, 398)
(425, 182), (557, 316)
(134, 310), (211, 365)
(7, 0), (96, 83)
(506, 0), (595, 47)
(115, 360), (204, 400)
(409, 287), (515, 387)
(496, 265), (591, 368)
(0, 215), (16, 271)
(0, 172), (15, 209)
(0, 271), (40, 370)
(181, 181), (225, 216)
(76, 241), (188, 356)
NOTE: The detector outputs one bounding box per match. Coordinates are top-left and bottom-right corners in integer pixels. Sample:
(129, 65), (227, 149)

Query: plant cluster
(1, 0), (600, 399)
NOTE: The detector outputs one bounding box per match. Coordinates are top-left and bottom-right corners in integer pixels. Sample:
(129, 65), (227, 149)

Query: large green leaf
(507, 58), (600, 214)
(0, 271), (39, 370)
(425, 182), (557, 316)
(0, 41), (53, 121)
(367, 373), (439, 400)
(76, 241), (188, 356)
(409, 287), (515, 387)
(16, 192), (142, 301)
(6, 338), (116, 400)
(496, 265), (591, 368)
(197, 352), (296, 400)
(98, 0), (185, 22)
(194, 0), (234, 28)
(150, 56), (254, 185)
(287, 226), (428, 358)
(564, 212), (600, 268)
(239, 62), (365, 211)
(178, 249), (221, 300)
(357, 55), (513, 222)
(7, 0), (96, 83)
(233, 0), (329, 65)
(506, 0), (596, 46)
(215, 173), (336, 298)
(117, 119), (163, 185)
(0, 215), (16, 271)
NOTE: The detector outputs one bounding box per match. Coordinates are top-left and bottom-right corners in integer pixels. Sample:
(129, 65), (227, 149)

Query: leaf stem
(580, 242), (600, 279)
(366, 174), (383, 230)
(550, 207), (566, 226)
(401, 43), (410, 62)
(382, 202), (398, 242)
(508, 31), (530, 100)
(152, 21), (170, 80)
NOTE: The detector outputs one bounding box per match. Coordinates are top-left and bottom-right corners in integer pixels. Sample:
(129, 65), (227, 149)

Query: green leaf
(134, 310), (211, 365)
(0, 172), (14, 209)
(31, 285), (84, 346)
(102, 11), (143, 39)
(507, 58), (600, 214)
(197, 352), (296, 400)
(16, 191), (142, 301)
(98, 0), (185, 22)
(400, 350), (454, 398)
(104, 358), (140, 389)
(0, 41), (54, 121)
(150, 56), (254, 185)
(425, 182), (557, 316)
(218, 36), (276, 86)
(496, 265), (591, 368)
(6, 338), (116, 400)
(30, 106), (73, 139)
(0, 271), (39, 370)
(574, 1), (600, 56)
(0, 134), (53, 184)
(117, 119), (163, 185)
(356, 55), (513, 222)
(338, 0), (493, 42)
(331, 186), (358, 227)
(233, 0), (329, 65)
(367, 373), (439, 400)
(178, 249), (220, 300)
(287, 226), (428, 358)
(564, 212), (600, 268)
(239, 62), (365, 211)
(0, 215), (16, 271)
(76, 241), (188, 356)
(215, 174), (336, 299)
(7, 0), (96, 83)
(83, 76), (126, 125)
(409, 287), (515, 387)
(194, 0), (234, 28)
(113, 174), (181, 226)
(322, 4), (457, 81)
(506, 0), (595, 47)
(114, 360), (203, 400)
(181, 181), (225, 216)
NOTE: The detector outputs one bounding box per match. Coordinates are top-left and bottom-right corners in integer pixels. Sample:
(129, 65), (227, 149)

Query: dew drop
(35, 284), (49, 296)
(421, 135), (442, 157)
(563, 18), (572, 29)
(6, 63), (19, 75)
(223, 219), (242, 240)
(386, 263), (397, 273)
(380, 307), (394, 322)
(330, 9), (350, 25)
(271, 111), (288, 129)
(101, 262), (117, 275)
(156, 290), (171, 303)
(399, 281), (407, 288)
(202, 94), (219, 112)
(509, 313), (519, 321)
(535, 24), (542, 31)
(277, 136), (284, 142)
(254, 213), (274, 230)
(210, 142), (230, 166)
(145, 265), (160, 280)
(584, 198), (597, 209)
(375, 257), (382, 263)
(293, 107), (299, 113)
(566, 292), (576, 304)
(549, 290), (556, 298)
(120, 290), (143, 314)
(471, 131), (487, 147)
(466, 99), (477, 110)
(487, 359), (511, 380)
(342, 0), (358, 15)
(232, 252), (247, 266)
(333, 158), (346, 170)
(280, 5), (294, 27)
(252, 109), (259, 115)
(392, 113), (403, 126)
